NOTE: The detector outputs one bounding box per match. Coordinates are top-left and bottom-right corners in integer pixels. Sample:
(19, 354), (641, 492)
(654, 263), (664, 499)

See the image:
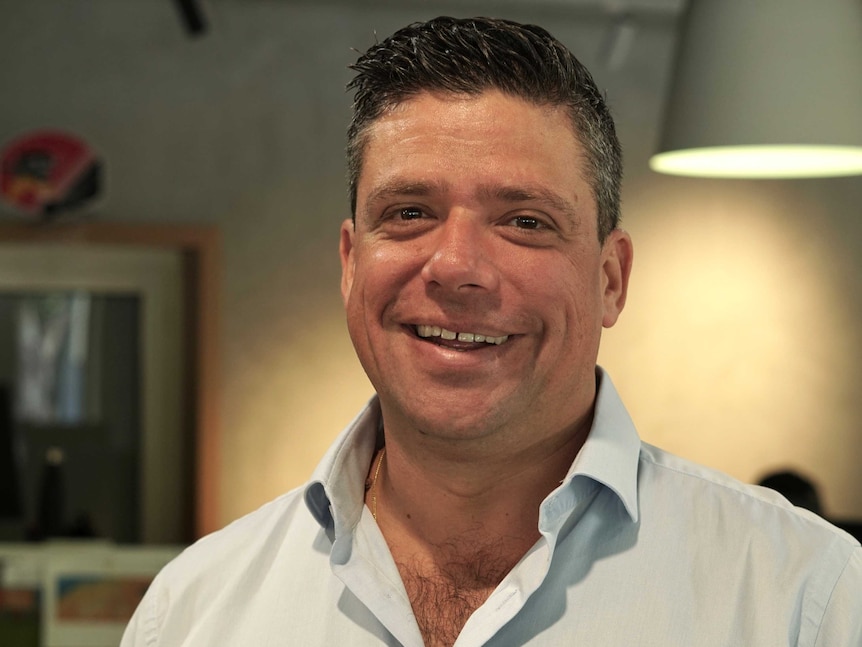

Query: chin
(405, 404), (510, 442)
(378, 380), (527, 441)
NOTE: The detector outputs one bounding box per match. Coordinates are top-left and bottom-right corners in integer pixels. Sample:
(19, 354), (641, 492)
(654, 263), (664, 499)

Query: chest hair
(396, 539), (522, 647)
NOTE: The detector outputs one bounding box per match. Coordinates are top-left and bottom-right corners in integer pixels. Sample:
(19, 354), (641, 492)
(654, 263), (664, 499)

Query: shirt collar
(304, 367), (641, 531)
(565, 367), (640, 523)
(304, 398), (380, 533)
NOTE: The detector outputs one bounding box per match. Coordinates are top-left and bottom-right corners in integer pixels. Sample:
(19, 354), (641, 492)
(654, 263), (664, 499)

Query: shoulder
(121, 486), (336, 646)
(634, 443), (862, 642)
(637, 442), (859, 562)
(156, 485), (319, 591)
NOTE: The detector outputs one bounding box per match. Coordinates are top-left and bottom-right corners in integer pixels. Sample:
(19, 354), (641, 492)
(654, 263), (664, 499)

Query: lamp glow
(650, 146), (862, 179)
(652, 0), (862, 179)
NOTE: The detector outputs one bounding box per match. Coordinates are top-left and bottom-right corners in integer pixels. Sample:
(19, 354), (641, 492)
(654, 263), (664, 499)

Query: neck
(369, 412), (592, 546)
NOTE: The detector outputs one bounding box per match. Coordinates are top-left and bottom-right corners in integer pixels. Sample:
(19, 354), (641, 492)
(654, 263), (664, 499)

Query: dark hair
(757, 470), (823, 516)
(346, 16), (622, 241)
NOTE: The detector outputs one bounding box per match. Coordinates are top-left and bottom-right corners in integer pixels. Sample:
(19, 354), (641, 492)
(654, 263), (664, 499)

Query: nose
(420, 214), (500, 293)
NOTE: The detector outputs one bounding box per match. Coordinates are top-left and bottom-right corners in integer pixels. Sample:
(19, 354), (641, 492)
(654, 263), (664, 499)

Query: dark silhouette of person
(757, 470), (824, 516)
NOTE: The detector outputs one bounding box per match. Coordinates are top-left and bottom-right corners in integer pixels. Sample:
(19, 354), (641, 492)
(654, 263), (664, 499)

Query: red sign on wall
(0, 130), (101, 217)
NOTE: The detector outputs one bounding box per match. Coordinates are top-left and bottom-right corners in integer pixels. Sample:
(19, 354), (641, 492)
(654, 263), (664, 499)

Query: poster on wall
(0, 131), (102, 219)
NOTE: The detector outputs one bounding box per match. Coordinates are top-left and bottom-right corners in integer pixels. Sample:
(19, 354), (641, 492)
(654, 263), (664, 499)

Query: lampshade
(650, 0), (862, 178)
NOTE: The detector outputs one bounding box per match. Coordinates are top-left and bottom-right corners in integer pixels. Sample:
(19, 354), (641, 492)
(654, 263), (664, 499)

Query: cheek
(344, 250), (413, 326)
(365, 244), (427, 298)
(534, 267), (604, 342)
(370, 238), (428, 271)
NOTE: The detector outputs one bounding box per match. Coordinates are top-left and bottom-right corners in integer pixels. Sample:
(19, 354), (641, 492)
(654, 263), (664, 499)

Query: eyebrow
(365, 180), (445, 206)
(480, 184), (578, 218)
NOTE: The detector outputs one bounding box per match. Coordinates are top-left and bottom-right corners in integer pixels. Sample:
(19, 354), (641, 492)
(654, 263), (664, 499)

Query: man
(122, 17), (862, 646)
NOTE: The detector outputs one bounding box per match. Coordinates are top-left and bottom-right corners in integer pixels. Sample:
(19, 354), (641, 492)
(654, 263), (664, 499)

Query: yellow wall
(601, 177), (862, 518)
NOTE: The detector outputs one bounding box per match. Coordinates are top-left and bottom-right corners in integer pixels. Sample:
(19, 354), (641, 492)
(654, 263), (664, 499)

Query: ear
(339, 218), (357, 305)
(600, 229), (633, 328)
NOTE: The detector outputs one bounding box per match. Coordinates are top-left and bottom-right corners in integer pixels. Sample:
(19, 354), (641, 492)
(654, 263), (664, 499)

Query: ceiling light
(651, 0), (862, 179)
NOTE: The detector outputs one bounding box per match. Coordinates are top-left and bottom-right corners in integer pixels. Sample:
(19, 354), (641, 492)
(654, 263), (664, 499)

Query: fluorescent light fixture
(652, 0), (862, 179)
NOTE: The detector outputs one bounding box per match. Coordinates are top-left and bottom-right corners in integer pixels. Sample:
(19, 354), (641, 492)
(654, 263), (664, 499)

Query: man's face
(340, 89), (631, 450)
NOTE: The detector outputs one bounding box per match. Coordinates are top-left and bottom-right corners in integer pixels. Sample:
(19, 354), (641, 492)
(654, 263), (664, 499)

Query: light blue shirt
(122, 369), (862, 646)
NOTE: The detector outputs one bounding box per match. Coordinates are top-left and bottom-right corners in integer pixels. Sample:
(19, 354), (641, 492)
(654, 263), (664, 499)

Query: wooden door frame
(0, 221), (220, 540)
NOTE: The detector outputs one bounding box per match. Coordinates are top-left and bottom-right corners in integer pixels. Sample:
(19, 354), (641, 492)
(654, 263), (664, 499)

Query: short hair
(346, 16), (622, 242)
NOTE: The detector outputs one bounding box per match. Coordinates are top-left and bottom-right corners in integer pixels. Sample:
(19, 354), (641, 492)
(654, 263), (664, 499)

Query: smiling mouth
(414, 325), (509, 346)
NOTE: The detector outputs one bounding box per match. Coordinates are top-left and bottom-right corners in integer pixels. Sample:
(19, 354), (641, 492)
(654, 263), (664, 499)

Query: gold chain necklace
(370, 447), (386, 521)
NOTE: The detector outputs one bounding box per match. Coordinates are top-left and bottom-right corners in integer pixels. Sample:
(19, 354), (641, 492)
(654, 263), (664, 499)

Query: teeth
(416, 325), (509, 345)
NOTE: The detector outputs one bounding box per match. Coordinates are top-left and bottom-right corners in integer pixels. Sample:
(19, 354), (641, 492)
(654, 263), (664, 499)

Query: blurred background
(1, 0), (861, 541)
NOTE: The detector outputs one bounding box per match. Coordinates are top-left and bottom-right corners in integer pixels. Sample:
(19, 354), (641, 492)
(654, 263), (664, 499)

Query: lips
(414, 324), (509, 345)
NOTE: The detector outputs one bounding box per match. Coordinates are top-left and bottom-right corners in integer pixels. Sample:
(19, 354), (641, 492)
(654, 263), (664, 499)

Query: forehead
(367, 89), (578, 147)
(357, 90), (591, 205)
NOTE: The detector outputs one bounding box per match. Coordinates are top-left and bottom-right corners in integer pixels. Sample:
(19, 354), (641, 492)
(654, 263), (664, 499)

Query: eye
(510, 215), (543, 230)
(400, 207), (424, 220)
(376, 204), (435, 237)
